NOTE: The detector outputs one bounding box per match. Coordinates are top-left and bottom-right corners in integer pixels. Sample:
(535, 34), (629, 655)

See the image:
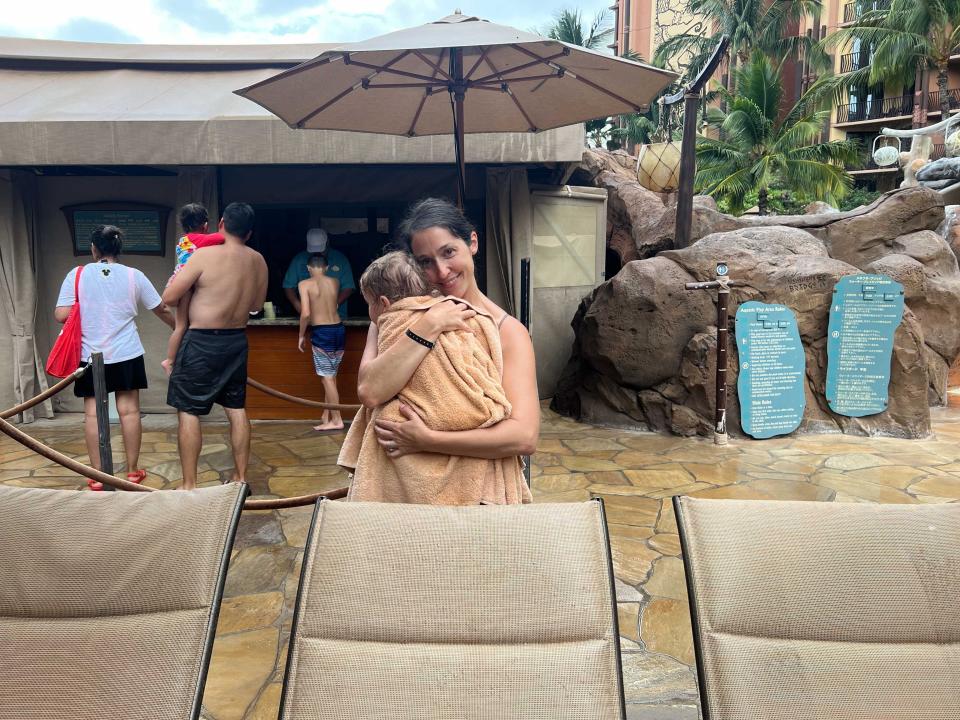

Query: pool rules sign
(735, 302), (806, 439)
(826, 274), (905, 417)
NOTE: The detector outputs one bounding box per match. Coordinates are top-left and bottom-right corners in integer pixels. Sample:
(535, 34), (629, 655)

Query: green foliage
(544, 8), (613, 50)
(696, 52), (860, 215)
(837, 186), (883, 211)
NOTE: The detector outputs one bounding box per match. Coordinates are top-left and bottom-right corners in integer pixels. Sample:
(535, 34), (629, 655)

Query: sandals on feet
(87, 479), (104, 491)
(126, 469), (147, 485)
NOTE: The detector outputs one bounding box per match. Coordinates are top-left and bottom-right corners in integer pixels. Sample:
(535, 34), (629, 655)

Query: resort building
(612, 0), (960, 189)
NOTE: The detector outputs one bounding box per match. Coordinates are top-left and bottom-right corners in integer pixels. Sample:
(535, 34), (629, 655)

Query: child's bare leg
(320, 375), (343, 429)
(163, 290), (192, 376)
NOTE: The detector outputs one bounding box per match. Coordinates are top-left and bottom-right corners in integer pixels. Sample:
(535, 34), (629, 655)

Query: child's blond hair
(360, 250), (431, 302)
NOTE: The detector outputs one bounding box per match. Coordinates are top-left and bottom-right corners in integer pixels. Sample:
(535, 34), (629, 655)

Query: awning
(0, 61), (585, 165)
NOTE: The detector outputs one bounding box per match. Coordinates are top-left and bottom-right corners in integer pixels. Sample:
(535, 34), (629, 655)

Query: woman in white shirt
(55, 225), (174, 490)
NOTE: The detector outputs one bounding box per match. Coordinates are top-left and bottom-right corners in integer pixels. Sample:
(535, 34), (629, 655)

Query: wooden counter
(246, 319), (367, 420)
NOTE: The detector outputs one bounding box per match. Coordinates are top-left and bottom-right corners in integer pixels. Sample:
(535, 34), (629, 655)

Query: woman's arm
(374, 317), (540, 458)
(356, 300), (477, 408)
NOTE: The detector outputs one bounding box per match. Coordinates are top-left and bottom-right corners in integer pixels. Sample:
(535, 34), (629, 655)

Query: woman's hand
(374, 404), (432, 457)
(415, 300), (476, 340)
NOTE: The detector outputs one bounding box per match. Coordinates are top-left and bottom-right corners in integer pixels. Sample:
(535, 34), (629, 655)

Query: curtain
(174, 167), (219, 237)
(484, 167), (531, 317)
(0, 169), (52, 423)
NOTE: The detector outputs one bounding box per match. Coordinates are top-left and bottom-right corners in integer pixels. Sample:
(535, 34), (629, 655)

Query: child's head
(178, 203), (209, 234)
(307, 252), (328, 277)
(359, 250), (431, 322)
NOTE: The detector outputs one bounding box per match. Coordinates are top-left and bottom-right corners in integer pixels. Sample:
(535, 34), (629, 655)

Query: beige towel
(339, 296), (530, 505)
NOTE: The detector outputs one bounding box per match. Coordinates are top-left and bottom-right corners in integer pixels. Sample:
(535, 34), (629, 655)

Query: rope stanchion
(0, 414), (349, 509)
(0, 366), (88, 420)
(0, 415), (151, 492)
(247, 377), (361, 411)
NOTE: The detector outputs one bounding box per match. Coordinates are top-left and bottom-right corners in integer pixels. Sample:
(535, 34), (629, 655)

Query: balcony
(926, 88), (960, 114)
(836, 94), (913, 124)
(839, 52), (872, 74)
(842, 0), (890, 24)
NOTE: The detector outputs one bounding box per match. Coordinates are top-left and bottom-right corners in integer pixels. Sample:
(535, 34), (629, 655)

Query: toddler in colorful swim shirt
(162, 203), (224, 375)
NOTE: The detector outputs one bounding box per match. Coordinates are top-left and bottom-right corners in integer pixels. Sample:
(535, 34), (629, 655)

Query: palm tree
(543, 8), (615, 145)
(545, 8), (613, 50)
(654, 0), (826, 91)
(820, 0), (960, 118)
(696, 52), (860, 215)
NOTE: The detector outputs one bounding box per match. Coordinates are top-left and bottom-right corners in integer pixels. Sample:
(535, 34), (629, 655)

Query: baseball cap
(306, 228), (328, 252)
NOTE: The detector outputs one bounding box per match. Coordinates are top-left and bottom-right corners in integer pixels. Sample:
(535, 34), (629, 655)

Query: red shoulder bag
(46, 266), (84, 378)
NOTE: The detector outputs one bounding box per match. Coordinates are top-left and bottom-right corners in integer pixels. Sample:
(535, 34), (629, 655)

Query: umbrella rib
(464, 47), (491, 80)
(238, 52), (344, 94)
(407, 48), (447, 137)
(412, 50), (452, 81)
(510, 44), (645, 112)
(345, 58), (444, 84)
(469, 50), (569, 85)
(294, 50), (414, 127)
(483, 55), (537, 132)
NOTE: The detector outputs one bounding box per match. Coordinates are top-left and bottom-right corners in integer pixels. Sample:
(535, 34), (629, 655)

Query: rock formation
(554, 151), (960, 439)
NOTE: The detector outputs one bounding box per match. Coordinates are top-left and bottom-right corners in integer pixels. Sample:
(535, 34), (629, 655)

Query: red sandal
(126, 469), (147, 485)
(87, 479), (104, 491)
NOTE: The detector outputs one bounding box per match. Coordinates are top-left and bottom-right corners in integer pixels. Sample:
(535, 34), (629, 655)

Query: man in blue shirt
(283, 228), (355, 318)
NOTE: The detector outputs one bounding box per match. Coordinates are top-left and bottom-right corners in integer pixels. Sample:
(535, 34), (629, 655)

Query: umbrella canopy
(235, 10), (677, 203)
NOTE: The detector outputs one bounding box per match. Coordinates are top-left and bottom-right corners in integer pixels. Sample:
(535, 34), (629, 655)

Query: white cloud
(1, 0), (614, 45)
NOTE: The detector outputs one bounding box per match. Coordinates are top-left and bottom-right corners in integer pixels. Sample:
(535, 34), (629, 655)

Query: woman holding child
(347, 198), (538, 505)
(54, 225), (174, 490)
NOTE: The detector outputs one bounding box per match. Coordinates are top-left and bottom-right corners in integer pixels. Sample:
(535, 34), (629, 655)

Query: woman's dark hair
(395, 198), (476, 252)
(90, 225), (123, 257)
(178, 203), (209, 233)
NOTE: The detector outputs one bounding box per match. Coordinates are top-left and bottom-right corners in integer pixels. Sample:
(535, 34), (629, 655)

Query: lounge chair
(279, 499), (626, 719)
(674, 496), (960, 719)
(0, 483), (247, 720)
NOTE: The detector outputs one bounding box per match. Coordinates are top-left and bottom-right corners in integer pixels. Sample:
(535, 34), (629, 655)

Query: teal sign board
(826, 274), (905, 417)
(735, 301), (806, 439)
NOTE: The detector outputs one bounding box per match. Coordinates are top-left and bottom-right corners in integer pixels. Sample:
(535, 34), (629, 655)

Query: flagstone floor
(4, 406), (960, 719)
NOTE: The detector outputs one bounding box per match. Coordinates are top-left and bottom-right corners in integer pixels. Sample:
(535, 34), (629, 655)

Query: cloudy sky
(0, 1), (616, 46)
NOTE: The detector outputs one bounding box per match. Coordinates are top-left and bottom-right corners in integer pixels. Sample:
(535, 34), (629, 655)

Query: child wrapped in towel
(338, 251), (529, 505)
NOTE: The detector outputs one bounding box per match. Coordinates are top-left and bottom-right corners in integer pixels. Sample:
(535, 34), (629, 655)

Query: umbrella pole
(451, 47), (467, 209)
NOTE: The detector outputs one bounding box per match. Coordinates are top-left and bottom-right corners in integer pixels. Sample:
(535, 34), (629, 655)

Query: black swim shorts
(167, 329), (248, 416)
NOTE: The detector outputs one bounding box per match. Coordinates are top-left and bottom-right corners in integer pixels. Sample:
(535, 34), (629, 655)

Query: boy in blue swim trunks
(297, 252), (345, 431)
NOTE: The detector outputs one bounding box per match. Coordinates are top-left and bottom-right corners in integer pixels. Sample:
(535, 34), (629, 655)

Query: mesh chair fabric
(282, 500), (624, 719)
(677, 498), (960, 720)
(0, 484), (246, 720)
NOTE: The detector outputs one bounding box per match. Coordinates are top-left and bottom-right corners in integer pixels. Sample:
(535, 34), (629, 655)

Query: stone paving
(3, 406), (960, 719)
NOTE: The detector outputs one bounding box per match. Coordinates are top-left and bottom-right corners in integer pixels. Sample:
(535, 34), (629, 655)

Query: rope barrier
(0, 414), (349, 509)
(0, 366), (88, 420)
(247, 377), (361, 411)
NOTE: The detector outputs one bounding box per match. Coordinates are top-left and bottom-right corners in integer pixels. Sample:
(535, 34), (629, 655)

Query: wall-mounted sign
(62, 202), (170, 256)
(826, 274), (905, 417)
(735, 301), (806, 439)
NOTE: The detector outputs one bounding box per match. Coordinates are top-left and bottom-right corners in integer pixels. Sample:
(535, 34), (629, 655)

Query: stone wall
(554, 152), (960, 439)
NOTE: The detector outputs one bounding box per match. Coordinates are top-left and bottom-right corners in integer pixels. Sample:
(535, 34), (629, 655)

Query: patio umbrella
(235, 10), (676, 206)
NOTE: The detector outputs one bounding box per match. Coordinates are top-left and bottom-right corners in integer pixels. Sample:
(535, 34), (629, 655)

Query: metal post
(519, 257), (531, 331)
(519, 256), (532, 485)
(673, 90), (701, 249)
(715, 282), (730, 445)
(90, 352), (115, 487)
(684, 263), (740, 445)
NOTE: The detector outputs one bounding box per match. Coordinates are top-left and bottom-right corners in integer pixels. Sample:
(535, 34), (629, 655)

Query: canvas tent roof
(0, 37), (585, 166)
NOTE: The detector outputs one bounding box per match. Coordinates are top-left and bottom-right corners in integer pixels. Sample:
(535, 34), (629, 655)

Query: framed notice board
(62, 202), (171, 256)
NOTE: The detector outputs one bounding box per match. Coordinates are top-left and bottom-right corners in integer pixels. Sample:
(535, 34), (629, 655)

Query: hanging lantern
(872, 135), (900, 167)
(636, 141), (682, 193)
